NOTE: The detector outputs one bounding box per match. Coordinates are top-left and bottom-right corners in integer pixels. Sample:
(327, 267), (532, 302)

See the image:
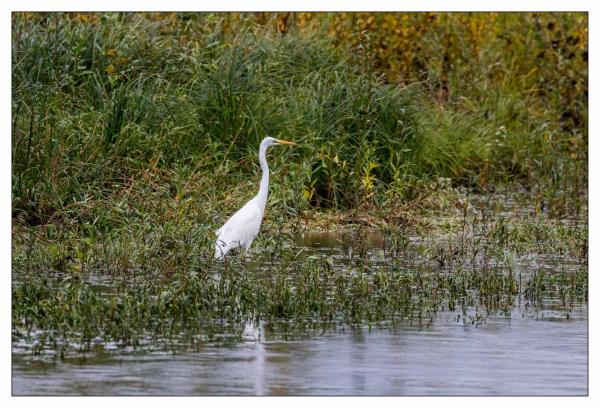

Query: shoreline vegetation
(12, 13), (587, 354)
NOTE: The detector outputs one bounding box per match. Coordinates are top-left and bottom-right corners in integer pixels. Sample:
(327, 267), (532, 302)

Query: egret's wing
(216, 200), (263, 246)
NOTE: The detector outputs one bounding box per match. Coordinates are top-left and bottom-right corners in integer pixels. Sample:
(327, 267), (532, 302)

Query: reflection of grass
(12, 257), (587, 353)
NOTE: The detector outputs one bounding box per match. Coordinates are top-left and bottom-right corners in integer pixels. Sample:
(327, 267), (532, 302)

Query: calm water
(12, 230), (588, 396)
(13, 311), (587, 396)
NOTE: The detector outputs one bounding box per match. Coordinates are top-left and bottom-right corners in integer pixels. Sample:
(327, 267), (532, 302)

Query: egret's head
(261, 137), (298, 148)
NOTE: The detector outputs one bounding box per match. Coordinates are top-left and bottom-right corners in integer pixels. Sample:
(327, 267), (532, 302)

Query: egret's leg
(241, 241), (253, 260)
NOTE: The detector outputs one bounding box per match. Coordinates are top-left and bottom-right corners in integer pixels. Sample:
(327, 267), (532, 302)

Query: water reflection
(13, 307), (587, 395)
(295, 230), (386, 251)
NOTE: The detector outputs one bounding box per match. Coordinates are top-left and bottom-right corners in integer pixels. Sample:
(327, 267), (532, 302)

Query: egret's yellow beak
(276, 139), (298, 146)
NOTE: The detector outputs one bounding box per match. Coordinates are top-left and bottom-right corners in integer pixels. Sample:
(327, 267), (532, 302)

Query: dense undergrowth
(12, 12), (587, 225)
(12, 13), (588, 351)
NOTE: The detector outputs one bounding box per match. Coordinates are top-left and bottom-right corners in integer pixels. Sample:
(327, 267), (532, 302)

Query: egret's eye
(221, 243), (226, 247)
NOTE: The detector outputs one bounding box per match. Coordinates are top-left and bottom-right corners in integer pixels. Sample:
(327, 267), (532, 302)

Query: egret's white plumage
(215, 137), (297, 259)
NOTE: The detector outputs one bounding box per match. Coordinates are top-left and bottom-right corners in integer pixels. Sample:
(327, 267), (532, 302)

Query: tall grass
(12, 12), (587, 229)
(12, 12), (587, 264)
(12, 13), (416, 228)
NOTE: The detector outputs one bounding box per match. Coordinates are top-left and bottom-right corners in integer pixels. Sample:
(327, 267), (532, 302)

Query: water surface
(12, 307), (587, 395)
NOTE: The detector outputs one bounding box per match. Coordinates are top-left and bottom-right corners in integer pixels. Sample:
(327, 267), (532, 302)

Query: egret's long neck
(256, 143), (269, 212)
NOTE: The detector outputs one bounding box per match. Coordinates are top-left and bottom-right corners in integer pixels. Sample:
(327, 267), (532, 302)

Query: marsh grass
(12, 13), (588, 355)
(13, 192), (587, 354)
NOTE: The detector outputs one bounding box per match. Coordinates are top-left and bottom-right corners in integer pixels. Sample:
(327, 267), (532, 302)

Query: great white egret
(214, 137), (298, 259)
